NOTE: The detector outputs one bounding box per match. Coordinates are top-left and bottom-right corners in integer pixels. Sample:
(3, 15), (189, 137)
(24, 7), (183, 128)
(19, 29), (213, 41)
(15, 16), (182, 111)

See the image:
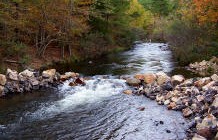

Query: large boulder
(42, 69), (56, 79)
(19, 69), (34, 78)
(171, 75), (185, 85)
(126, 78), (141, 86)
(7, 68), (18, 81)
(144, 73), (156, 84)
(156, 71), (170, 85)
(0, 74), (7, 86)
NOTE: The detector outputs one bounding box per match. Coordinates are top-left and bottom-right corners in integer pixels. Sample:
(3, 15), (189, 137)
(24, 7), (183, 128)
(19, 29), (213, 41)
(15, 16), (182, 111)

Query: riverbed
(0, 43), (190, 140)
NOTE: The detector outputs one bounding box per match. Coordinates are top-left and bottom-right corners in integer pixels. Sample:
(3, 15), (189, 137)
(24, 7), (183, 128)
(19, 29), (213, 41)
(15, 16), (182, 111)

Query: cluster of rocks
(124, 72), (218, 140)
(188, 56), (218, 76)
(0, 68), (81, 97)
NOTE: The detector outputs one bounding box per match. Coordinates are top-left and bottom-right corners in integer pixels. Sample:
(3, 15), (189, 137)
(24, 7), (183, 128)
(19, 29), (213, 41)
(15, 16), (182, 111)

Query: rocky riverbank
(0, 68), (83, 97)
(124, 72), (218, 140)
(188, 56), (218, 76)
(1, 67), (218, 140)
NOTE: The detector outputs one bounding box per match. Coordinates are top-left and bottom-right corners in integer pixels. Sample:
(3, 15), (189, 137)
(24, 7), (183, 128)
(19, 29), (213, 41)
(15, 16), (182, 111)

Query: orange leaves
(193, 0), (218, 24)
(178, 0), (218, 25)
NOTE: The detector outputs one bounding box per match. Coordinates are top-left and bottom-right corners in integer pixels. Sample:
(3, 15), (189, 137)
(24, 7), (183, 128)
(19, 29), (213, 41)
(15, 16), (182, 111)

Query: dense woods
(0, 0), (217, 71)
(139, 0), (218, 65)
(0, 0), (148, 71)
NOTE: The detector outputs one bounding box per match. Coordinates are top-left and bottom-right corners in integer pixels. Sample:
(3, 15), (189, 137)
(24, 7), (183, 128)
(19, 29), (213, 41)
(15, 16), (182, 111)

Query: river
(0, 43), (190, 140)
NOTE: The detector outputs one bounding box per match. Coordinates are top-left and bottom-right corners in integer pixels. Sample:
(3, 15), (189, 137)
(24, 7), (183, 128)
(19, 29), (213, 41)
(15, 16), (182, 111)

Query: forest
(0, 0), (217, 71)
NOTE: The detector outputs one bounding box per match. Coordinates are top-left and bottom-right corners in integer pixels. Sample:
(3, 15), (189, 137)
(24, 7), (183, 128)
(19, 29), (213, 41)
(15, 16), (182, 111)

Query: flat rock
(126, 78), (141, 86)
(123, 90), (133, 95)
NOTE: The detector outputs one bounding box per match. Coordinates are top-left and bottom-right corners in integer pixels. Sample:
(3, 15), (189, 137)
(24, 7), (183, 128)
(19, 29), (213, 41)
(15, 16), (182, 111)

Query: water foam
(29, 78), (127, 119)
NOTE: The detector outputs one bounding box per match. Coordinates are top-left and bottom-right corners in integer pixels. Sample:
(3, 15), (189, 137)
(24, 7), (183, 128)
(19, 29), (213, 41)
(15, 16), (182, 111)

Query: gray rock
(7, 68), (18, 81)
(171, 75), (185, 85)
(5, 81), (21, 93)
(19, 69), (34, 78)
(162, 81), (173, 91)
(30, 78), (40, 90)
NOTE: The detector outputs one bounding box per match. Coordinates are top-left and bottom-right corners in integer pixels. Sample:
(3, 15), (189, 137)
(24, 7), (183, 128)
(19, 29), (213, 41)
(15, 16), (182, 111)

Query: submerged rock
(75, 78), (86, 86)
(123, 90), (133, 95)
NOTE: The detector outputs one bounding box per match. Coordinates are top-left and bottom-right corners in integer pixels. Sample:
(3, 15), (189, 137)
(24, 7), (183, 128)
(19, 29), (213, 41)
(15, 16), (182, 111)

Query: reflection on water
(54, 43), (175, 76)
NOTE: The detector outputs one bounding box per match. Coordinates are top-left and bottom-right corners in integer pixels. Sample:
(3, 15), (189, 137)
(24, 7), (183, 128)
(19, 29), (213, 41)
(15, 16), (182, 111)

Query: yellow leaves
(127, 0), (153, 29)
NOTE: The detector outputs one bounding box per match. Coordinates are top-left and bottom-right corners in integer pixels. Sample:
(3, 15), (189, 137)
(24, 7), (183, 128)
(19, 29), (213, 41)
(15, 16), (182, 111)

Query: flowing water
(0, 43), (189, 140)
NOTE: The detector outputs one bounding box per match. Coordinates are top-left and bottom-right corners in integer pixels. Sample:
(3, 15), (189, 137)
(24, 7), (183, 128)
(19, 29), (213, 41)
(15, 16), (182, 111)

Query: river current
(0, 43), (189, 140)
